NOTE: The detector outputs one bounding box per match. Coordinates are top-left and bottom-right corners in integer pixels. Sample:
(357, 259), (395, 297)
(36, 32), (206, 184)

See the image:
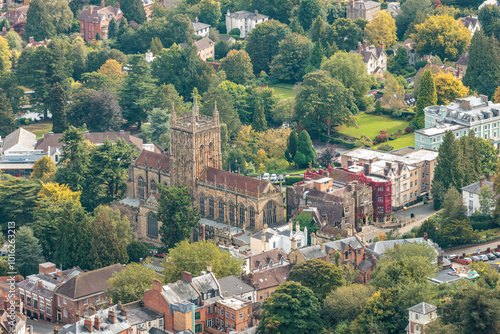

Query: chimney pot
(37, 280), (43, 290)
(84, 317), (93, 332)
(101, 0), (105, 7)
(108, 309), (116, 324)
(94, 316), (101, 330)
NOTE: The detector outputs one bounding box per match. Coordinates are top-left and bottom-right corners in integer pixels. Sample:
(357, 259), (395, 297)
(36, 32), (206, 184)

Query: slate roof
(368, 238), (437, 257)
(456, 52), (468, 66)
(192, 21), (211, 32)
(79, 5), (122, 24)
(324, 236), (364, 254)
(36, 131), (143, 153)
(2, 128), (36, 152)
(357, 259), (373, 272)
(360, 0), (381, 9)
(121, 301), (163, 326)
(298, 245), (326, 260)
(227, 10), (268, 20)
(461, 180), (493, 194)
(219, 35), (235, 42)
(248, 264), (291, 290)
(135, 150), (170, 171)
(408, 302), (437, 315)
(460, 16), (479, 30)
(195, 37), (214, 50)
(59, 305), (130, 334)
(162, 272), (219, 305)
(200, 167), (271, 195)
(353, 45), (385, 64)
(247, 249), (287, 272)
(55, 264), (125, 300)
(218, 275), (254, 298)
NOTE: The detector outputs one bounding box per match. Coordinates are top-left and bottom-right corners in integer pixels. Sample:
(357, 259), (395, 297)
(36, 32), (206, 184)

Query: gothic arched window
(150, 180), (157, 195)
(138, 176), (146, 199)
(199, 194), (205, 217)
(249, 207), (255, 229)
(218, 200), (225, 221)
(263, 201), (277, 226)
(147, 212), (158, 239)
(229, 203), (236, 224)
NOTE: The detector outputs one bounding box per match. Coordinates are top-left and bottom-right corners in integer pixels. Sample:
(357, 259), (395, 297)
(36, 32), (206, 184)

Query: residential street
(27, 318), (59, 334)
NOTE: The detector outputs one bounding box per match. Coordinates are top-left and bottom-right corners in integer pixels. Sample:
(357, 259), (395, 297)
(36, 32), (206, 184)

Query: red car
(153, 253), (165, 258)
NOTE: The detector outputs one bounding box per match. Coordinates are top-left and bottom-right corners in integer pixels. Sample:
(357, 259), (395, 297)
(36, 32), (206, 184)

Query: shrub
(375, 134), (390, 143)
(229, 28), (240, 36)
(405, 126), (412, 133)
(379, 129), (387, 135)
(388, 136), (395, 140)
(377, 144), (394, 151)
(285, 176), (303, 185)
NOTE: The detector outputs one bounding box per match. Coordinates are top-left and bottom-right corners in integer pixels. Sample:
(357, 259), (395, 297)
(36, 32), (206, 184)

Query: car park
(479, 254), (489, 261)
(270, 174), (277, 182)
(462, 257), (472, 264)
(471, 256), (481, 262)
(486, 253), (496, 260)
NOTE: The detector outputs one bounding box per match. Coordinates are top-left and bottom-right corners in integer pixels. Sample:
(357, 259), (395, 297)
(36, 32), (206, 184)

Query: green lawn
(21, 122), (53, 139)
(270, 84), (297, 100)
(478, 227), (500, 238)
(372, 134), (415, 150)
(336, 113), (409, 140)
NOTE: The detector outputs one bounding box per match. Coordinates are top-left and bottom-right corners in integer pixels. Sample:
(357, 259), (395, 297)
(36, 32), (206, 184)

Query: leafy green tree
(464, 30), (500, 98)
(297, 0), (322, 31)
(414, 69), (437, 128)
(390, 47), (410, 75)
(247, 86), (278, 126)
(49, 82), (68, 133)
(109, 18), (118, 38)
(395, 0), (433, 40)
(31, 156), (57, 181)
(250, 0), (300, 24)
(120, 55), (156, 129)
(270, 33), (312, 83)
(15, 226), (44, 277)
(127, 240), (150, 263)
(329, 18), (365, 52)
(0, 93), (16, 138)
(120, 0), (147, 24)
(201, 85), (242, 137)
(321, 51), (371, 110)
(297, 130), (316, 167)
(440, 284), (500, 333)
(144, 108), (171, 148)
(245, 20), (290, 74)
(0, 175), (41, 229)
(24, 0), (56, 41)
(285, 130), (298, 163)
(323, 284), (376, 329)
(156, 185), (200, 251)
(220, 50), (254, 85)
(252, 100), (268, 132)
(287, 259), (344, 301)
(199, 0), (221, 26)
(76, 90), (123, 132)
(309, 41), (324, 69)
(257, 281), (324, 334)
(479, 184), (495, 216)
(46, 0), (73, 34)
(440, 187), (467, 224)
(87, 206), (129, 270)
(94, 205), (133, 247)
(439, 219), (478, 247)
(162, 240), (243, 283)
(0, 37), (11, 74)
(296, 71), (355, 138)
(106, 262), (157, 303)
(478, 4), (500, 36)
(150, 37), (163, 55)
(432, 131), (464, 197)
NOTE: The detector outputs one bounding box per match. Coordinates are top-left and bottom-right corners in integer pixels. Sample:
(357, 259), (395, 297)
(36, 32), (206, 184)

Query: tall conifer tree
(0, 93), (16, 137)
(285, 130), (298, 163)
(252, 100), (268, 132)
(24, 0), (56, 41)
(49, 82), (68, 133)
(415, 69), (437, 128)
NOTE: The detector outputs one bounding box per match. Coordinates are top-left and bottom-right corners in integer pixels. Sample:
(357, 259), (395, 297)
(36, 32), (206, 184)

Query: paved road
(27, 318), (59, 334)
(444, 240), (500, 256)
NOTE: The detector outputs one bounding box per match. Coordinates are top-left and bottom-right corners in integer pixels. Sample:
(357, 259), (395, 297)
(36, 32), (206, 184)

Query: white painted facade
(225, 10), (268, 38)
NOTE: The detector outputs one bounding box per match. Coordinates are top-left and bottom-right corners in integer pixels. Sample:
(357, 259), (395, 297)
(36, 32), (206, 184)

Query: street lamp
(403, 206), (407, 225)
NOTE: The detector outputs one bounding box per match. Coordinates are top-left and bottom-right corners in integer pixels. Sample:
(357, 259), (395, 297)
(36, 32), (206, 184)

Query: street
(27, 318), (59, 334)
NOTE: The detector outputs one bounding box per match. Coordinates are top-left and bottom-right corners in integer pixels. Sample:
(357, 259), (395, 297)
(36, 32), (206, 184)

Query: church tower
(169, 97), (222, 193)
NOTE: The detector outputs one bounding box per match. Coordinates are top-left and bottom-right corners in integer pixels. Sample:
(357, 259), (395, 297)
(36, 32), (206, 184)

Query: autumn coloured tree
(365, 10), (397, 47)
(412, 15), (471, 61)
(0, 37), (11, 74)
(31, 156), (57, 181)
(220, 50), (254, 85)
(434, 72), (469, 105)
(98, 59), (126, 83)
(414, 69), (437, 128)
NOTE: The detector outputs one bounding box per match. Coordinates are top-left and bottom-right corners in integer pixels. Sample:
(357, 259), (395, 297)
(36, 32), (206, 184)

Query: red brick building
(79, 1), (123, 41)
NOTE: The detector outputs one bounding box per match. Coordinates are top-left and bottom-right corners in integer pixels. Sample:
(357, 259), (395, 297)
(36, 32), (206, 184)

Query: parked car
(278, 174), (284, 182)
(486, 253), (496, 260)
(263, 173), (270, 181)
(479, 254), (489, 261)
(153, 253), (165, 258)
(270, 174), (277, 182)
(462, 257), (472, 264)
(494, 252), (500, 258)
(471, 256), (481, 262)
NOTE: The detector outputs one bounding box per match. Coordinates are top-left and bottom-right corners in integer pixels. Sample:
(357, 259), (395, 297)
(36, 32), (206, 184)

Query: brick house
(242, 264), (292, 302)
(245, 248), (288, 274)
(53, 264), (125, 324)
(406, 302), (438, 334)
(17, 263), (84, 323)
(79, 1), (123, 41)
(143, 0), (154, 20)
(6, 5), (28, 24)
(143, 271), (253, 333)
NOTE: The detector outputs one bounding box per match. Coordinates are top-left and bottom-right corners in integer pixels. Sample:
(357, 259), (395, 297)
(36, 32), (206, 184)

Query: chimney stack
(295, 221), (300, 233)
(108, 309), (116, 324)
(362, 40), (367, 51)
(288, 218), (293, 231)
(29, 36), (34, 43)
(74, 312), (81, 323)
(379, 41), (384, 49)
(364, 163), (371, 175)
(115, 2), (120, 8)
(207, 264), (212, 273)
(89, 6), (94, 15)
(38, 280), (43, 290)
(84, 317), (93, 332)
(195, 17), (198, 22)
(291, 237), (297, 251)
(152, 279), (162, 292)
(254, 10), (258, 15)
(101, 0), (105, 7)
(89, 304), (96, 316)
(182, 271), (193, 283)
(94, 316), (101, 330)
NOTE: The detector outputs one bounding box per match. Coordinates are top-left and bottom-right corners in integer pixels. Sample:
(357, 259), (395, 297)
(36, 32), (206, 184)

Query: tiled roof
(135, 150), (169, 171)
(2, 128), (36, 152)
(247, 249), (287, 272)
(55, 264), (125, 299)
(79, 5), (122, 24)
(218, 275), (254, 297)
(162, 272), (219, 305)
(200, 167), (271, 195)
(298, 245), (326, 260)
(408, 302), (437, 314)
(357, 259), (373, 272)
(195, 37), (214, 51)
(456, 52), (468, 66)
(248, 264), (291, 290)
(36, 131), (143, 152)
(324, 236), (364, 254)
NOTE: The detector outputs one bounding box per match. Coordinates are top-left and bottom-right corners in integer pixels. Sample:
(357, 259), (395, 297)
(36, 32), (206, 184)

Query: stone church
(122, 99), (284, 247)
